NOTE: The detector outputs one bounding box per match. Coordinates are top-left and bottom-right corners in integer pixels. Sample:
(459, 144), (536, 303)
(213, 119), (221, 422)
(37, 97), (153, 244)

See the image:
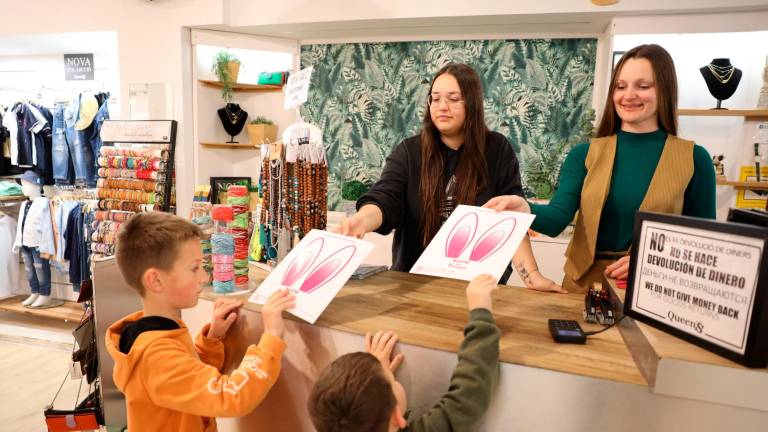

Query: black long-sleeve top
(358, 131), (524, 271)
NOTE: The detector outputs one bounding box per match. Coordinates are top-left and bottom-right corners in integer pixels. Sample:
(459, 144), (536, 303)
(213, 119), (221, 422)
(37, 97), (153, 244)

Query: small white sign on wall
(284, 66), (313, 110)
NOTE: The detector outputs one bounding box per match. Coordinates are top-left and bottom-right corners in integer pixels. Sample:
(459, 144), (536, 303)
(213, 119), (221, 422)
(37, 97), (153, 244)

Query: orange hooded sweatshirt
(106, 311), (286, 432)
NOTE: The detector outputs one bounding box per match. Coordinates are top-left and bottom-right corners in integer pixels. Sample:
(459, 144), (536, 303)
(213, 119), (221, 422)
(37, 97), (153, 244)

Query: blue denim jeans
(52, 103), (75, 185)
(88, 94), (110, 164)
(64, 96), (96, 187)
(20, 246), (51, 296)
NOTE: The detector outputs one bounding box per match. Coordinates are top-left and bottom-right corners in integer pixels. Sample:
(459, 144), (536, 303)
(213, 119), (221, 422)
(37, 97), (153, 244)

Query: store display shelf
(198, 80), (283, 92)
(0, 295), (84, 323)
(200, 141), (259, 149)
(0, 195), (26, 202)
(678, 109), (768, 120)
(716, 178), (768, 190)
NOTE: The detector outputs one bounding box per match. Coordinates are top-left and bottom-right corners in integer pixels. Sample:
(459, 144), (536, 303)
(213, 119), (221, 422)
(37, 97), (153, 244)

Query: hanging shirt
(12, 197), (54, 253)
(1, 105), (20, 166)
(0, 214), (19, 298)
(64, 204), (85, 287)
(54, 200), (80, 269)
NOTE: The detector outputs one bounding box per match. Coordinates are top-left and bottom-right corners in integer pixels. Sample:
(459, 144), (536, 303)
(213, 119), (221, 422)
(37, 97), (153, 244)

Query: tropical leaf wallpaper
(300, 39), (597, 210)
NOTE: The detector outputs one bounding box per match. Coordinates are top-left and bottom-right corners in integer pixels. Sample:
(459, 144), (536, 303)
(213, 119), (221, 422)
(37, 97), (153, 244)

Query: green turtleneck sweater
(530, 129), (716, 252)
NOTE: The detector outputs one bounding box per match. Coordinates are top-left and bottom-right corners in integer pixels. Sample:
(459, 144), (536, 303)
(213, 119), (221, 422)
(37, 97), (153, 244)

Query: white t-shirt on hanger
(0, 214), (19, 298)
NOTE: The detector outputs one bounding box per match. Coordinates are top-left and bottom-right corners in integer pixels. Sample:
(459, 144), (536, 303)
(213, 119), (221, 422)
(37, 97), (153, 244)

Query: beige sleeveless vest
(564, 134), (694, 281)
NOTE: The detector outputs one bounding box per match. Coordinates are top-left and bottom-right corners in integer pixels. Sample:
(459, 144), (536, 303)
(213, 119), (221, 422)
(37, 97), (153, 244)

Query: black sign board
(625, 211), (768, 367)
(64, 53), (94, 81)
(210, 177), (251, 205)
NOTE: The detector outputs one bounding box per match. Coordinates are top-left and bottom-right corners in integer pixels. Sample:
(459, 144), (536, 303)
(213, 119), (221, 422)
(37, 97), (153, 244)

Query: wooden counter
(605, 277), (768, 411)
(202, 269), (645, 386)
(186, 267), (767, 432)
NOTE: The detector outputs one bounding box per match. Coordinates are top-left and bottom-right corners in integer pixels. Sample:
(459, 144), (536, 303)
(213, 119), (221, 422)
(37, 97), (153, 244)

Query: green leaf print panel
(300, 39), (597, 210)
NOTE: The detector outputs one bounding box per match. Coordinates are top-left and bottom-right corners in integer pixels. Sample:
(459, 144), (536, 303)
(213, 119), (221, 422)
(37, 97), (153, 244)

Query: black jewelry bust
(699, 58), (742, 109)
(217, 103), (248, 143)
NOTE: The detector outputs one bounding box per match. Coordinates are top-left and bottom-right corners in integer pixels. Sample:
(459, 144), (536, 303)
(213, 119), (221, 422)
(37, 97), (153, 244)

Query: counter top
(604, 276), (768, 411)
(201, 268), (646, 386)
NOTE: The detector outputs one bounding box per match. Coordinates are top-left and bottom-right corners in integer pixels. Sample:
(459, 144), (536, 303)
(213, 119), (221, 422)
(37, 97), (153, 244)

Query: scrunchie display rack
(254, 137), (328, 266)
(93, 120), (178, 258)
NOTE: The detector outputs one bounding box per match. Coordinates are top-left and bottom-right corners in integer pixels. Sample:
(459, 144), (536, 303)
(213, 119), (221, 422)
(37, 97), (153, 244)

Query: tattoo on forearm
(516, 261), (531, 282)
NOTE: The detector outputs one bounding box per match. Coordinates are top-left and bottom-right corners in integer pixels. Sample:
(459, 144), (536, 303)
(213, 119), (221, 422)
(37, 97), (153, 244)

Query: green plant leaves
(300, 39), (597, 209)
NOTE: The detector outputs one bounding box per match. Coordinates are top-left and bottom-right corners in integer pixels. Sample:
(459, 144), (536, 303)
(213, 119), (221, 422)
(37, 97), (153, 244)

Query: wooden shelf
(0, 295), (84, 323)
(198, 80), (283, 92)
(678, 108), (768, 120)
(200, 142), (259, 149)
(716, 178), (768, 190)
(0, 195), (25, 202)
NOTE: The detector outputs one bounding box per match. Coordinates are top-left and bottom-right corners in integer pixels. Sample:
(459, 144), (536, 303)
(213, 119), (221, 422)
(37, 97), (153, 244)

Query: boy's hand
(466, 274), (499, 312)
(208, 298), (244, 340)
(262, 289), (296, 338)
(365, 330), (404, 372)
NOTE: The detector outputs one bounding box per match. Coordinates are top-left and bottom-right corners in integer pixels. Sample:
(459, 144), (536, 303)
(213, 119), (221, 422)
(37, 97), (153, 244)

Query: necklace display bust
(217, 103), (248, 142)
(699, 58), (742, 109)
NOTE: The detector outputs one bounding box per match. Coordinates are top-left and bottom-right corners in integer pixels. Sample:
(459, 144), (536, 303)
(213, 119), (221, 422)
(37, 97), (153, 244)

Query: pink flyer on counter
(410, 205), (535, 282)
(248, 229), (374, 323)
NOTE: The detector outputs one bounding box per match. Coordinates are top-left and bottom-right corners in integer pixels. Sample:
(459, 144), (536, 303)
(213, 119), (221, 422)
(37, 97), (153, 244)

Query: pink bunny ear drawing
(445, 212), (479, 259)
(281, 237), (324, 287)
(299, 245), (357, 294)
(469, 217), (517, 262)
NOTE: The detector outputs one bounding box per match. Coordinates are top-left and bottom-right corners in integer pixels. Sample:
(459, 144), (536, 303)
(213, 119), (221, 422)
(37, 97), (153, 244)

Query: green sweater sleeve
(404, 308), (500, 432)
(682, 144), (717, 219)
(529, 143), (589, 237)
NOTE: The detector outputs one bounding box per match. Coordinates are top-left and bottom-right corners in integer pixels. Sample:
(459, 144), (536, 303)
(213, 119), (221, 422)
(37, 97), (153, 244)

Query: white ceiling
(0, 31), (118, 56)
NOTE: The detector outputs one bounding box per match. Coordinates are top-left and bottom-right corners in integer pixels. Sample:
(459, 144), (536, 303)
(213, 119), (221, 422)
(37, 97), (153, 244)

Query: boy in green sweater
(308, 274), (500, 432)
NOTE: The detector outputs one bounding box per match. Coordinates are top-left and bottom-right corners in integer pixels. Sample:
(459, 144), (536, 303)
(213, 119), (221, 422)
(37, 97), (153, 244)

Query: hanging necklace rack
(257, 134), (327, 265)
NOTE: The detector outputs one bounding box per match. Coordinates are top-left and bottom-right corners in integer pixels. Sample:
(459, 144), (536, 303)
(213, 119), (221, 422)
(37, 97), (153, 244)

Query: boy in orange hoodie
(106, 212), (295, 432)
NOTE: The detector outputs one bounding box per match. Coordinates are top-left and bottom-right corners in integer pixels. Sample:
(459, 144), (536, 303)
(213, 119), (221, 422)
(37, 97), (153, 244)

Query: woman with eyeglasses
(337, 63), (561, 290)
(485, 44), (716, 292)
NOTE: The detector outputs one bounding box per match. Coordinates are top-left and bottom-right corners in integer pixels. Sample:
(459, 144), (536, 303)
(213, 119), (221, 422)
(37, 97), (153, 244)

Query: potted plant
(340, 180), (368, 215)
(211, 50), (241, 102)
(247, 116), (278, 144)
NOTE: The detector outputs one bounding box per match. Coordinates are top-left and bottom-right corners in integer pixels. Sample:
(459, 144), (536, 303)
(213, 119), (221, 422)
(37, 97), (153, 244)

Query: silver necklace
(269, 159), (282, 248)
(707, 64), (736, 84)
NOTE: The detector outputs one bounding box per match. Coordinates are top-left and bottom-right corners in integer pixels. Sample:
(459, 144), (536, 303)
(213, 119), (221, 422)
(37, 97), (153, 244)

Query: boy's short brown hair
(115, 211), (201, 295)
(308, 352), (396, 432)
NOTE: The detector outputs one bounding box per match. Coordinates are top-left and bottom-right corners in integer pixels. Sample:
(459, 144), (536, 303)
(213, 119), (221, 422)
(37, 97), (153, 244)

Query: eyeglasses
(428, 94), (465, 109)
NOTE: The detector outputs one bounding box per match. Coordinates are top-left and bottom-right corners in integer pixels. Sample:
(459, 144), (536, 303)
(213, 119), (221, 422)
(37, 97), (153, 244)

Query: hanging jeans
(52, 103), (75, 185)
(64, 97), (96, 187)
(87, 95), (110, 165)
(20, 246), (51, 296)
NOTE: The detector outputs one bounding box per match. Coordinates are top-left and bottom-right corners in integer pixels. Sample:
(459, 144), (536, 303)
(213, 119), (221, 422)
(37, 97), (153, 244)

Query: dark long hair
(419, 63), (488, 245)
(596, 44), (678, 137)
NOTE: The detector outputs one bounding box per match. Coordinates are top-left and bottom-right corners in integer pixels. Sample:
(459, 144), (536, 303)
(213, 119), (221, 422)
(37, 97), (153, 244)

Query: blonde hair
(115, 212), (202, 295)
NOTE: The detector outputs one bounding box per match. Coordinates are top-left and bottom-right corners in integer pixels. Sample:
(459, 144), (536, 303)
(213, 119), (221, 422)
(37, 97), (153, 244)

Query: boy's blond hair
(116, 212), (202, 295)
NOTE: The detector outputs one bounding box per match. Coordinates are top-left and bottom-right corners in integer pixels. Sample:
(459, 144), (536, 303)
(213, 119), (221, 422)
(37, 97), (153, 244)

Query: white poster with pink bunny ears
(248, 230), (374, 323)
(410, 205), (535, 282)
